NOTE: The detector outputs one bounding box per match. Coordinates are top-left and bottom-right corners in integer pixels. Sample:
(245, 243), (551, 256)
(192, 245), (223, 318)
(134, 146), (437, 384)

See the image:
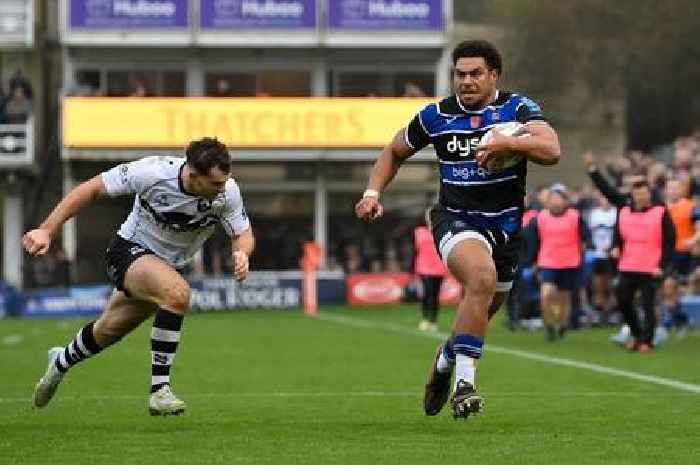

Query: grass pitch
(1, 305), (698, 465)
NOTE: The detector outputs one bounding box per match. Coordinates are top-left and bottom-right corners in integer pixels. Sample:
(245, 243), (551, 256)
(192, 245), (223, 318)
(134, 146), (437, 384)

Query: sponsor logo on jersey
(140, 198), (219, 232)
(452, 166), (489, 179)
(446, 135), (481, 157)
(470, 115), (481, 128)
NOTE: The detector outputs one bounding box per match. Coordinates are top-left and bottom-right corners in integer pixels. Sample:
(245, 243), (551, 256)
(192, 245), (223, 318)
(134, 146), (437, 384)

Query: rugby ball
(479, 121), (528, 171)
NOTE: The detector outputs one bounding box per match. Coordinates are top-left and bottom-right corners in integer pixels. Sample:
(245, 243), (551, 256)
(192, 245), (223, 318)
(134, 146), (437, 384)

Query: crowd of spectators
(509, 127), (700, 339)
(0, 69), (33, 124)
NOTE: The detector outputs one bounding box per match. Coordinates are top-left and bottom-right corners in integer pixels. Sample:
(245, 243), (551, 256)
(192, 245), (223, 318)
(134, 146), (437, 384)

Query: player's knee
(465, 265), (497, 295)
(160, 282), (191, 314)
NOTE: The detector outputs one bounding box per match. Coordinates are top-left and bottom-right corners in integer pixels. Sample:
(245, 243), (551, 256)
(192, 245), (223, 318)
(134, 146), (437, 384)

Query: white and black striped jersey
(587, 207), (617, 258)
(101, 156), (250, 268)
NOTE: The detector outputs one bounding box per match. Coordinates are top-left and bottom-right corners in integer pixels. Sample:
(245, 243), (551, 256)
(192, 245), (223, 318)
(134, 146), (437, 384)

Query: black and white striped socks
(50, 311), (184, 393)
(150, 309), (184, 393)
(54, 321), (103, 373)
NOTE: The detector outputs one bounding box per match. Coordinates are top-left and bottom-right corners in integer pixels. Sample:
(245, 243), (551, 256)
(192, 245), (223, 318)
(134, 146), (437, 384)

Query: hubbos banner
(200, 0), (317, 29)
(69, 0), (189, 29)
(327, 0), (443, 30)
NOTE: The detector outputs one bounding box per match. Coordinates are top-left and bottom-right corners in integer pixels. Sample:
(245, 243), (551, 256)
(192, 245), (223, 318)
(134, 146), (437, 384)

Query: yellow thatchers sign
(63, 97), (433, 148)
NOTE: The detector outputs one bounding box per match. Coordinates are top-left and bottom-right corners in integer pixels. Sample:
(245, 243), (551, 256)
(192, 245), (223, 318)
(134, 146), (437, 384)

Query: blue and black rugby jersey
(405, 91), (547, 235)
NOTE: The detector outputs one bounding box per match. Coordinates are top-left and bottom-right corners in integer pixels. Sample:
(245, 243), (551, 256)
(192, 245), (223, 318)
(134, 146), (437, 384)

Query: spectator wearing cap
(526, 184), (589, 341)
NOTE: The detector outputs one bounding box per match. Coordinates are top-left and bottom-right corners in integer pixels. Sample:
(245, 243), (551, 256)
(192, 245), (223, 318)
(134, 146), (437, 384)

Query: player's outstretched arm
(355, 129), (415, 222)
(231, 228), (255, 281)
(23, 175), (107, 256)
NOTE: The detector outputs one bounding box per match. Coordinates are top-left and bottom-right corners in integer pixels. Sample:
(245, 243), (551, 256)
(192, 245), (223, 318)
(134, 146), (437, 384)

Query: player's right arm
(356, 107), (431, 222)
(23, 176), (107, 256)
(355, 129), (415, 221)
(23, 157), (154, 256)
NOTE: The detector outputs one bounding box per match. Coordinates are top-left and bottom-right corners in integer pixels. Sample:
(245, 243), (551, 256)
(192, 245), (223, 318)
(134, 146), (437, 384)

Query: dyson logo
(113, 0), (177, 17)
(368, 0), (430, 19)
(241, 0), (304, 17)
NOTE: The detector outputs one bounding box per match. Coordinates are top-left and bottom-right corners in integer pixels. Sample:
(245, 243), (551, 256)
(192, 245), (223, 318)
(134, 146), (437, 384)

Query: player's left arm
(222, 181), (255, 281)
(513, 96), (560, 165)
(476, 96), (560, 166)
(511, 122), (561, 166)
(231, 227), (255, 282)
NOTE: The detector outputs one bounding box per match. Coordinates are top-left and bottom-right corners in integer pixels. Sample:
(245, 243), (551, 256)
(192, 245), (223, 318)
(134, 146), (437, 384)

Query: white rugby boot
(32, 347), (66, 408)
(148, 385), (186, 416)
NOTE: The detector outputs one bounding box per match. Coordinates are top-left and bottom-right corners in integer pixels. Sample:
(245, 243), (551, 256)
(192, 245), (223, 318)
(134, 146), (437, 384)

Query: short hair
(186, 137), (231, 174)
(452, 40), (503, 75)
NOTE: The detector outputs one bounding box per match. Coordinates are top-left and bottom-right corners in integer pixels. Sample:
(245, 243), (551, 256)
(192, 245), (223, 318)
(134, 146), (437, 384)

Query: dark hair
(631, 180), (650, 190)
(186, 137), (231, 174)
(452, 40), (503, 75)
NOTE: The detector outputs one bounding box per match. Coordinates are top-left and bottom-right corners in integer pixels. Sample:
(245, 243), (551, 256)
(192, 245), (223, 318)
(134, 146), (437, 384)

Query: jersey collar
(178, 162), (197, 197)
(440, 90), (511, 116)
(454, 89), (500, 114)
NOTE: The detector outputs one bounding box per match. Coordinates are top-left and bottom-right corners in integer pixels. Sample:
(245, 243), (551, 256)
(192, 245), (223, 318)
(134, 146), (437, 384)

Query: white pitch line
(316, 313), (700, 394)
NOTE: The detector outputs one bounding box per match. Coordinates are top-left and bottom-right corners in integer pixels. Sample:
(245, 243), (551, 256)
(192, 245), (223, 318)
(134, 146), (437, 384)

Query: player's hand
(474, 131), (514, 168)
(355, 196), (384, 222)
(610, 247), (620, 259)
(232, 250), (249, 282)
(22, 228), (52, 256)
